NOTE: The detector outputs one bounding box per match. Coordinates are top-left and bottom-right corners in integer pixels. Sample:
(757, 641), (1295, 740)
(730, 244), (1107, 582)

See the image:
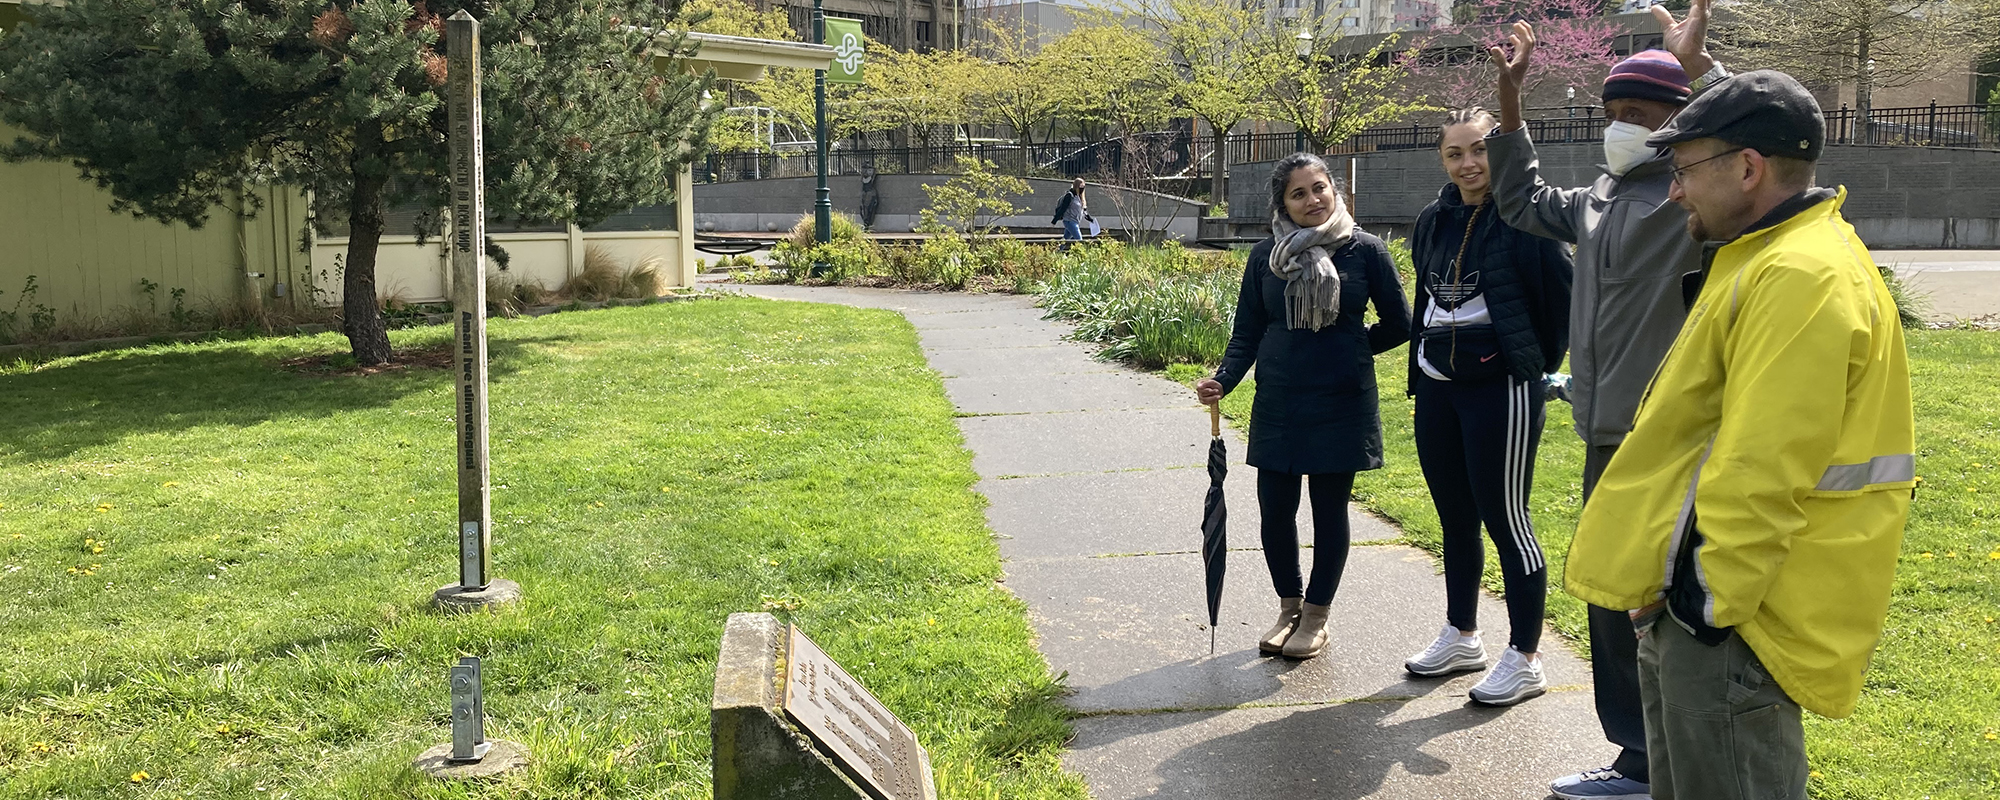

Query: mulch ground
(279, 343), (455, 376)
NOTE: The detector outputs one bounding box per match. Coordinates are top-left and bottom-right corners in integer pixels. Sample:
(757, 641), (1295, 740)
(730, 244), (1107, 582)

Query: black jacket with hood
(1406, 183), (1573, 391)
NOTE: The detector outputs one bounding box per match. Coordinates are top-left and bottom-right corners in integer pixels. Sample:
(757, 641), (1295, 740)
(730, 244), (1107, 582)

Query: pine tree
(0, 0), (717, 365)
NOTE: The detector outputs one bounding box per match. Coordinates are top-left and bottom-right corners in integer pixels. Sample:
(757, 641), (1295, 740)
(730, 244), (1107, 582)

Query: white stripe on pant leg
(1503, 378), (1520, 543)
(1512, 378), (1544, 572)
(1506, 379), (1531, 572)
(1502, 378), (1532, 574)
(1508, 378), (1544, 574)
(1517, 379), (1545, 573)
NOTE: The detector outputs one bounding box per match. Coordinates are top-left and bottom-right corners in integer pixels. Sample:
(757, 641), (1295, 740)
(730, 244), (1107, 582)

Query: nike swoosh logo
(1480, 354), (1499, 363)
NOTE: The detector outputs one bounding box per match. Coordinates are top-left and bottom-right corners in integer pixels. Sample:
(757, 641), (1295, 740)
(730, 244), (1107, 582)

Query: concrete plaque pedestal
(711, 612), (936, 800)
(412, 739), (529, 780)
(432, 578), (521, 613)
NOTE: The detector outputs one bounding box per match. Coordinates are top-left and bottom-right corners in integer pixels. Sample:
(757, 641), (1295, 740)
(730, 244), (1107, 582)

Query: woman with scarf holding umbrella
(1195, 153), (1412, 659)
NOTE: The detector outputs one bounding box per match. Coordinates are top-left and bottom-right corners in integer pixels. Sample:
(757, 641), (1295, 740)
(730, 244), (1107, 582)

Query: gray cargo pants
(1636, 610), (1808, 800)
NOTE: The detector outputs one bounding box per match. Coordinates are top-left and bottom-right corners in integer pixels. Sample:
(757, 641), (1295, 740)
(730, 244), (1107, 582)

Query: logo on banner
(834, 33), (864, 73)
(825, 18), (865, 83)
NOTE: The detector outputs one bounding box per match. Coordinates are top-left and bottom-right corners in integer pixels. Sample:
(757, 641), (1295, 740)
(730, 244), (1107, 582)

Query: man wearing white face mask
(1483, 1), (1729, 797)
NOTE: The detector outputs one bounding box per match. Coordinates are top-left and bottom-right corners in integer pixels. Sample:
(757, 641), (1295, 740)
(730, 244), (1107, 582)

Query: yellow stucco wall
(0, 128), (311, 324)
(310, 169), (697, 304)
(3, 148), (693, 323)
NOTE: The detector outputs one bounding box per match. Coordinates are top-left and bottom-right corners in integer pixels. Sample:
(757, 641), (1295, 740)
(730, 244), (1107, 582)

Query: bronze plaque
(782, 626), (926, 800)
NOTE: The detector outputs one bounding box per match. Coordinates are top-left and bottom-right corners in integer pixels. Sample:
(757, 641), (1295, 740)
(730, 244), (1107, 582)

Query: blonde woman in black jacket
(1401, 108), (1572, 706)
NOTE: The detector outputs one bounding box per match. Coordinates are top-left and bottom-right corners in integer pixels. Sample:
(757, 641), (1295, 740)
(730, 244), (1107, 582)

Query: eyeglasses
(1670, 147), (1747, 184)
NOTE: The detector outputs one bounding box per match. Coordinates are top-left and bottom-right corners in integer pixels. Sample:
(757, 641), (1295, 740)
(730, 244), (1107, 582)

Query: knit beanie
(1602, 50), (1692, 106)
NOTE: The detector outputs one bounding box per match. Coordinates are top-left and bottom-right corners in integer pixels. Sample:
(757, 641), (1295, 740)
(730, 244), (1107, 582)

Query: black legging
(1256, 470), (1356, 607)
(1413, 373), (1547, 654)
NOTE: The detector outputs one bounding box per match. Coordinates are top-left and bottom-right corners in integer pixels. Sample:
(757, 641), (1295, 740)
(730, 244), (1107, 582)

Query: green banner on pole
(825, 17), (865, 83)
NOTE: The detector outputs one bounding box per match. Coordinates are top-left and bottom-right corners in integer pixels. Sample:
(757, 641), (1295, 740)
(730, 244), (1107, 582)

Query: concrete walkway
(729, 283), (1611, 799)
(1879, 250), (2000, 323)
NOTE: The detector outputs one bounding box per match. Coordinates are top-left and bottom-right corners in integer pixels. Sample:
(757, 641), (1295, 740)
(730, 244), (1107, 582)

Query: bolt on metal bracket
(447, 656), (492, 763)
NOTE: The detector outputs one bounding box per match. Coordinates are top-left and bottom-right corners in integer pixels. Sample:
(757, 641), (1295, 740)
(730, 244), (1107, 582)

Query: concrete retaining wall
(1228, 144), (2000, 248)
(692, 175), (1209, 242)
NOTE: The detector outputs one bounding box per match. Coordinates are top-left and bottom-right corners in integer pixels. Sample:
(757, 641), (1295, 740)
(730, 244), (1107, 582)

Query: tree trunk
(1209, 125), (1228, 211)
(898, 0), (911, 50)
(342, 123), (394, 367)
(1856, 33), (1874, 145)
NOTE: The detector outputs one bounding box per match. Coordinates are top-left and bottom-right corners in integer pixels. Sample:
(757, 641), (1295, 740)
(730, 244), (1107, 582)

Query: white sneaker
(1404, 625), (1488, 677)
(1469, 646), (1548, 706)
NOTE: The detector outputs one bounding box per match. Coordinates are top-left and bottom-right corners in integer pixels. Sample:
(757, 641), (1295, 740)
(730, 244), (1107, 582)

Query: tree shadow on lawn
(0, 334), (570, 465)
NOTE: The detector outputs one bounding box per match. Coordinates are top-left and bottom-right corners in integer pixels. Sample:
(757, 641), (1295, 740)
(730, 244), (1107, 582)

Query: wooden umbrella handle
(1209, 403), (1221, 438)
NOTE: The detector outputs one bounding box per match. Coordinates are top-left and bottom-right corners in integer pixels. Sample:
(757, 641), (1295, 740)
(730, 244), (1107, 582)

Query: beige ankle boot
(1281, 602), (1332, 659)
(1258, 597), (1304, 655)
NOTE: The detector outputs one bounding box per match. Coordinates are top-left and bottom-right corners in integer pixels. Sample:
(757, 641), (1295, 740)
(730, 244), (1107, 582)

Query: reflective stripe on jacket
(1563, 188), (1915, 719)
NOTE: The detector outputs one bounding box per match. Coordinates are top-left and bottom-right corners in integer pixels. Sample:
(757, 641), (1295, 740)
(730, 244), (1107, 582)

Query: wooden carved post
(434, 10), (518, 610)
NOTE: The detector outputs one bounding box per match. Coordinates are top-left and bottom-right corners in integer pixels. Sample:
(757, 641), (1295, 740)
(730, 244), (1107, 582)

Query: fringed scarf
(1268, 193), (1357, 332)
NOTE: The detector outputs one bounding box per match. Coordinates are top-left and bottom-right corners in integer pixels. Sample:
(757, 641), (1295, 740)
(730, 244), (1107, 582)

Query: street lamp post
(1293, 28), (1314, 154)
(812, 0), (832, 274)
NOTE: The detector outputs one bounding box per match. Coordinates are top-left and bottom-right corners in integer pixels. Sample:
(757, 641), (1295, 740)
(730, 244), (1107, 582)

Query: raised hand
(1487, 21), (1534, 132)
(1488, 22), (1536, 93)
(1651, 0), (1716, 77)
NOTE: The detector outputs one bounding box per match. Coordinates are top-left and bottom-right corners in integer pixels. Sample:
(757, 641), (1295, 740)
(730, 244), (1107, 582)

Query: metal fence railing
(697, 132), (1199, 184)
(1826, 103), (2000, 148)
(697, 103), (2000, 188)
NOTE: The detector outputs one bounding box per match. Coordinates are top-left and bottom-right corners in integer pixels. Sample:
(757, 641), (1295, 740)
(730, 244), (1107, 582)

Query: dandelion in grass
(129, 771), (149, 783)
(1921, 552), (1935, 559)
(1809, 770), (1823, 779)
(162, 481), (179, 488)
(28, 741), (50, 754)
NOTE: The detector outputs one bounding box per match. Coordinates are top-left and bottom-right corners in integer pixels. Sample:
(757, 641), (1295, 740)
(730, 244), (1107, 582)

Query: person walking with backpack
(1051, 178), (1093, 249)
(1401, 108), (1572, 707)
(1193, 153), (1411, 659)
(1484, 3), (1733, 793)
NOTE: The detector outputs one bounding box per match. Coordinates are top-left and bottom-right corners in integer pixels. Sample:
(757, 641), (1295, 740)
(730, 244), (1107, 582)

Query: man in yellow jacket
(1565, 69), (1914, 800)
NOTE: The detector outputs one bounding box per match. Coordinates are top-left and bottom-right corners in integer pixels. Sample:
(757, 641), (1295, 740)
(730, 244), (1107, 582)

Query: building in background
(757, 0), (970, 51)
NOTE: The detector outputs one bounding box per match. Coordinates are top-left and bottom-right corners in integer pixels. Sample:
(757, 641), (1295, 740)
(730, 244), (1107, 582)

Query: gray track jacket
(1486, 126), (1702, 447)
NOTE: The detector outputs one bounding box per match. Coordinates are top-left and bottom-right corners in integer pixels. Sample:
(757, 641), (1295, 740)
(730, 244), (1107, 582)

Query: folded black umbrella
(1201, 404), (1228, 654)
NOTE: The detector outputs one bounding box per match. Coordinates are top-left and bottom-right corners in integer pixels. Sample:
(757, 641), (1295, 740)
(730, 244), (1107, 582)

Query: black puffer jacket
(1215, 231), (1412, 474)
(1407, 183), (1573, 391)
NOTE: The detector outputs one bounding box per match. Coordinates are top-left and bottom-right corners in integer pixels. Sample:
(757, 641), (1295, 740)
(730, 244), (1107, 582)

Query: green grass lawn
(0, 299), (1084, 799)
(1177, 329), (2000, 799)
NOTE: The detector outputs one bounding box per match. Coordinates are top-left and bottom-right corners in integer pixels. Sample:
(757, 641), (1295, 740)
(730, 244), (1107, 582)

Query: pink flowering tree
(1399, 0), (1622, 110)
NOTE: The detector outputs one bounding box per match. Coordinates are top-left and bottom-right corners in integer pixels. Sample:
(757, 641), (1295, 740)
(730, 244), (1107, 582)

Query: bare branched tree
(1717, 0), (1999, 127)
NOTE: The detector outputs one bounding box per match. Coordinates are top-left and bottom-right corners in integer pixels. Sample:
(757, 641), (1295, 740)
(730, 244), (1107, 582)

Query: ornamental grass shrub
(1038, 240), (1244, 368)
(786, 211), (870, 249)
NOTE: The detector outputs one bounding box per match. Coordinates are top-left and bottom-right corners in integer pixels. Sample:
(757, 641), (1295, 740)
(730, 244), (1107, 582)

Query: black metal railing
(1826, 102), (2000, 148)
(696, 133), (1197, 184)
(696, 103), (2000, 186)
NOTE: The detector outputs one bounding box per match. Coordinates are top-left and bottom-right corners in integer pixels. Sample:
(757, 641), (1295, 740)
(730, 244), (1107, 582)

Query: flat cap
(1647, 69), (1825, 161)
